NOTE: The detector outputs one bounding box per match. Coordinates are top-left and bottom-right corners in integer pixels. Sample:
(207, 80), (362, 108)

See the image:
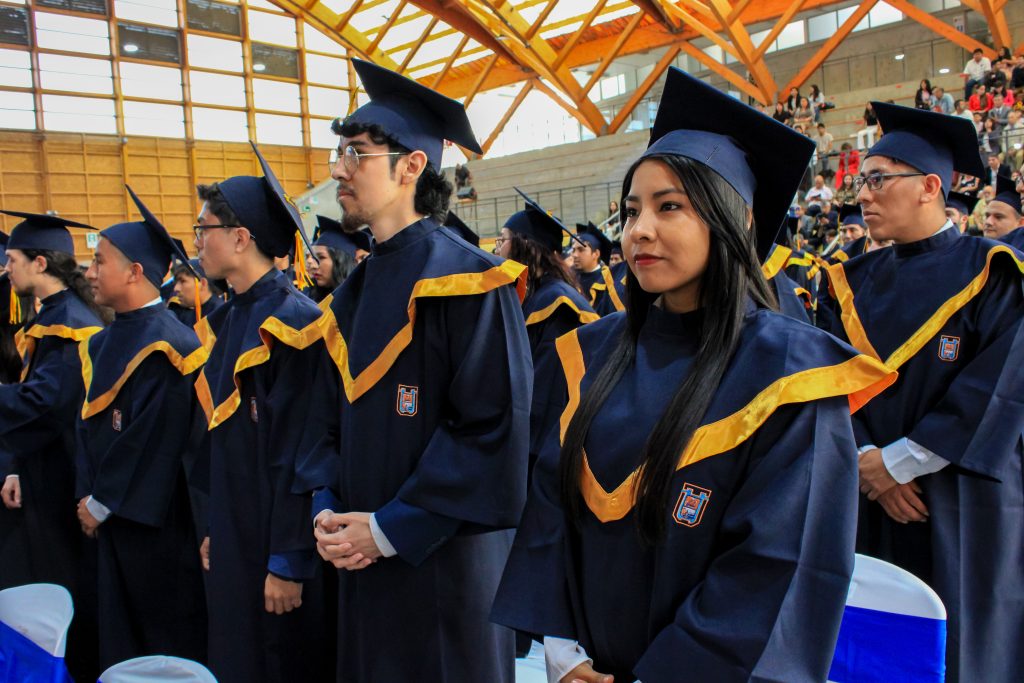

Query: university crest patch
(673, 483), (711, 527)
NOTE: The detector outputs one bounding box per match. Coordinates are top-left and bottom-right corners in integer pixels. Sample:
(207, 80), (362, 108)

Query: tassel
(194, 277), (202, 325)
(292, 232), (313, 290)
(9, 287), (21, 325)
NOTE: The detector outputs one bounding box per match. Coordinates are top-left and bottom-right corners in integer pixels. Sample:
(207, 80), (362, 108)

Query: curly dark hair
(506, 232), (579, 299)
(20, 249), (112, 324)
(332, 118), (453, 222)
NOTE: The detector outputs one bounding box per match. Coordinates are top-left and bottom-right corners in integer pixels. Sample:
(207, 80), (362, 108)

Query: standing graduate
(498, 189), (598, 469)
(192, 143), (330, 683)
(820, 103), (1024, 682)
(0, 231), (29, 384)
(573, 222), (624, 316)
(491, 67), (896, 683)
(982, 175), (1024, 247)
(304, 215), (362, 303)
(75, 187), (208, 669)
(761, 241), (813, 324)
(944, 190), (978, 234)
(302, 59), (532, 683)
(169, 257), (225, 327)
(0, 211), (106, 680)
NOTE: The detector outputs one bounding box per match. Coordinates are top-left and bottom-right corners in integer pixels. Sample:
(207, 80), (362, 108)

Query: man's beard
(341, 212), (368, 234)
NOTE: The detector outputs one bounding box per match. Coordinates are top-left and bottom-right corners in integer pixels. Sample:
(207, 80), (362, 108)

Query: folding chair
(0, 583), (74, 683)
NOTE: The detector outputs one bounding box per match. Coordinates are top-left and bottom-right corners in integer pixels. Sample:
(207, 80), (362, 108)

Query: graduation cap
(642, 67), (816, 260)
(214, 142), (317, 261)
(100, 186), (199, 291)
(0, 231), (8, 267)
(576, 222), (612, 264)
(506, 187), (580, 254)
(840, 204), (865, 228)
(345, 59), (481, 171)
(611, 240), (623, 257)
(0, 211), (96, 255)
(313, 215), (371, 259)
(867, 101), (985, 196)
(444, 211), (479, 248)
(991, 175), (1023, 215)
(945, 190), (979, 217)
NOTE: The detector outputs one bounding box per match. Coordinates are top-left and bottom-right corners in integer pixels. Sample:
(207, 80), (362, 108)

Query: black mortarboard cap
(576, 221), (611, 264)
(992, 175), (1022, 215)
(642, 67), (815, 260)
(506, 188), (579, 253)
(101, 186), (198, 290)
(345, 59), (482, 170)
(867, 101), (984, 197)
(314, 215), (371, 258)
(0, 231), (8, 267)
(444, 211), (479, 248)
(1, 211), (96, 255)
(945, 190), (979, 217)
(840, 203), (865, 227)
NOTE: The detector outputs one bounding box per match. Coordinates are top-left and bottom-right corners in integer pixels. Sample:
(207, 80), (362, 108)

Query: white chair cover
(828, 553), (947, 682)
(100, 656), (217, 683)
(515, 640), (548, 683)
(0, 584), (73, 657)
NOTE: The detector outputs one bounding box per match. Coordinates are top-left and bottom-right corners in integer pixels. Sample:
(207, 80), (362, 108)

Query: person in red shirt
(969, 84), (994, 112)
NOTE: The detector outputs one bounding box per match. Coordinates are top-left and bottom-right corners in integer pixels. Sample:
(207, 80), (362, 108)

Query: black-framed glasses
(853, 172), (926, 192)
(193, 224), (242, 241)
(328, 145), (406, 173)
(494, 236), (509, 248)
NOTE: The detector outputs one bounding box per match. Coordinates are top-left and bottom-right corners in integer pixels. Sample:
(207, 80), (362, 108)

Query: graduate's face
(497, 227), (513, 259)
(944, 207), (967, 232)
(173, 271), (199, 308)
(85, 237), (137, 309)
(622, 159), (711, 314)
(840, 223), (865, 244)
(312, 245), (334, 287)
(983, 200), (1024, 238)
(857, 155), (943, 243)
(572, 243), (600, 271)
(332, 133), (417, 232)
(4, 249), (45, 297)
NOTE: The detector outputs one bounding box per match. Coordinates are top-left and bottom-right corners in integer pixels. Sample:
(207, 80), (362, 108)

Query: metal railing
(451, 180), (623, 238)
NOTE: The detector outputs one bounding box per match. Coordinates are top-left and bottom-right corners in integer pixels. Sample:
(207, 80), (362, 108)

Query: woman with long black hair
(491, 68), (895, 683)
(304, 215), (363, 302)
(497, 190), (598, 468)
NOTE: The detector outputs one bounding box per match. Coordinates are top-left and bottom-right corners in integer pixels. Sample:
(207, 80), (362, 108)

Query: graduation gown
(299, 217), (532, 683)
(999, 226), (1024, 251)
(193, 268), (330, 683)
(491, 305), (895, 682)
(577, 265), (625, 317)
(168, 294), (224, 328)
(522, 277), (598, 465)
(0, 289), (103, 680)
(762, 245), (813, 324)
(821, 227), (1024, 682)
(75, 305), (208, 669)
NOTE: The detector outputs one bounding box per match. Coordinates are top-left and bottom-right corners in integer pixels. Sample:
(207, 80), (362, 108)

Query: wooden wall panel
(0, 131), (326, 262)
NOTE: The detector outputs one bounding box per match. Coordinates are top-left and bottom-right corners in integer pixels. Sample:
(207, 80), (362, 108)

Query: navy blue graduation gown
(0, 289), (103, 680)
(492, 304), (895, 683)
(193, 268), (331, 683)
(522, 277), (598, 466)
(75, 305), (208, 669)
(168, 294), (224, 328)
(299, 217), (532, 683)
(821, 227), (1024, 682)
(763, 246), (812, 324)
(577, 265), (625, 317)
(999, 225), (1024, 251)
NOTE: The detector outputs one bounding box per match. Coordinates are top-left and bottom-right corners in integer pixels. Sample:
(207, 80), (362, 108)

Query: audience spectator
(784, 86), (801, 112)
(973, 111), (985, 134)
(972, 184), (994, 228)
(809, 84), (831, 121)
(969, 84), (994, 112)
(991, 94), (1012, 128)
(915, 79), (933, 109)
(980, 117), (1002, 156)
(954, 98), (974, 121)
(984, 59), (1008, 93)
(956, 173), (981, 196)
(856, 102), (878, 150)
(772, 102), (792, 125)
(963, 47), (992, 100)
(606, 200), (620, 229)
(1010, 53), (1024, 97)
(983, 153), (1011, 186)
(932, 86), (954, 115)
(834, 173), (858, 207)
(792, 97), (814, 129)
(835, 143), (860, 189)
(805, 174), (834, 207)
(992, 82), (1015, 106)
(814, 122), (834, 179)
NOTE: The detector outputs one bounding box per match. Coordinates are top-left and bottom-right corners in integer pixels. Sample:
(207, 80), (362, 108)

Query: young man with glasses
(191, 142), (331, 683)
(820, 103), (1024, 683)
(299, 60), (532, 682)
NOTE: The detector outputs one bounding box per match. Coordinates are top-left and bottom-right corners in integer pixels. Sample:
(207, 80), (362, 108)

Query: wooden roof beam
(607, 43), (680, 134)
(883, 0), (996, 58)
(553, 0), (609, 70)
(478, 79), (535, 156)
(275, 0), (399, 66)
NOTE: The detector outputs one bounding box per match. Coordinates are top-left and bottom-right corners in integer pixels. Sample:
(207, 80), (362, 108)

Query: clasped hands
(858, 448), (928, 524)
(314, 510), (381, 571)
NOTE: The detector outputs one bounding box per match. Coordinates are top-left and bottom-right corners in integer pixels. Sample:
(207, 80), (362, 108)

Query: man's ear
(401, 150), (429, 186)
(920, 174), (944, 205)
(129, 262), (146, 284)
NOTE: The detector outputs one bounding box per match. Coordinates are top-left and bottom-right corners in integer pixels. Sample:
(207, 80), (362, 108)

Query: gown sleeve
(0, 336), (83, 451)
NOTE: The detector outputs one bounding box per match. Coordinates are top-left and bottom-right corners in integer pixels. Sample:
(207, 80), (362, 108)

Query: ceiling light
(894, 53), (904, 60)
(253, 63), (266, 72)
(123, 43), (138, 53)
(939, 67), (950, 74)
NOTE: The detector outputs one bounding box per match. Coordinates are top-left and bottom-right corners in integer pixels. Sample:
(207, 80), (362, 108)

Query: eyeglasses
(193, 224), (241, 241)
(328, 145), (406, 173)
(494, 236), (508, 248)
(853, 172), (926, 192)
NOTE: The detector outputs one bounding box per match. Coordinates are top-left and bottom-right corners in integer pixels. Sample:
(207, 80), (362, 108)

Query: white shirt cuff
(86, 495), (112, 523)
(368, 512), (397, 558)
(543, 637), (592, 683)
(881, 438), (950, 484)
(857, 444), (877, 456)
(5, 474), (18, 480)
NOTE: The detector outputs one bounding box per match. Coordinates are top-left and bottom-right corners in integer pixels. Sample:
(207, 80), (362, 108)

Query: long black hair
(507, 233), (579, 299)
(559, 154), (776, 544)
(21, 249), (111, 324)
(307, 245), (356, 302)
